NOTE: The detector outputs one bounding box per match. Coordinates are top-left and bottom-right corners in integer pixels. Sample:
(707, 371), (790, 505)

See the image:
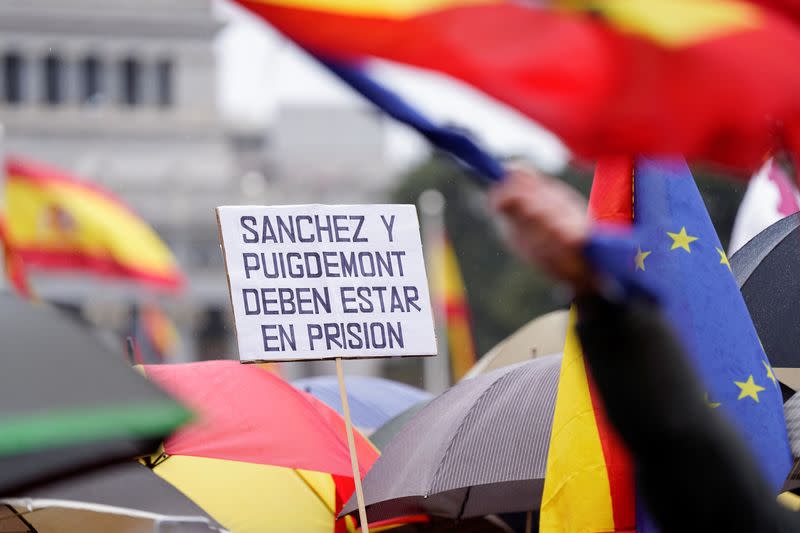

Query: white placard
(216, 204), (438, 362)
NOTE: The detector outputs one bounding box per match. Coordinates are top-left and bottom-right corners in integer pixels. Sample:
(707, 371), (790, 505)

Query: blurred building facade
(0, 0), (394, 372)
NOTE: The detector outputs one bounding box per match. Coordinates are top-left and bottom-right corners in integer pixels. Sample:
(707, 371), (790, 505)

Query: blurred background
(0, 0), (747, 389)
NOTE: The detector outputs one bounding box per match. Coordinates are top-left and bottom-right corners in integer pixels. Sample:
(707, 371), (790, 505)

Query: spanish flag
(432, 235), (477, 383)
(132, 303), (181, 363)
(4, 157), (183, 291)
(236, 0), (800, 171)
(539, 159), (636, 532)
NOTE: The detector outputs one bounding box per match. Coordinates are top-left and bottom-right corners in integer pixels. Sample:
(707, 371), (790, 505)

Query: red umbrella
(142, 360), (381, 532)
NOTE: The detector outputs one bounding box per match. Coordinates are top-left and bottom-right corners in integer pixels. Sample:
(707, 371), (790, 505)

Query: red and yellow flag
(4, 157), (183, 291)
(236, 0), (800, 170)
(539, 159), (636, 532)
(0, 217), (34, 299)
(432, 235), (477, 383)
(133, 303), (181, 363)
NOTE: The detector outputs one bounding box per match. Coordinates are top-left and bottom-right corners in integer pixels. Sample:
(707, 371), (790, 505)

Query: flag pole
(335, 357), (369, 533)
(419, 189), (450, 393)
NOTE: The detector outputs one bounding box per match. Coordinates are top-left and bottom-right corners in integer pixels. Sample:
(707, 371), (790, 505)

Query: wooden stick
(335, 357), (370, 533)
(525, 510), (532, 533)
(124, 336), (136, 365)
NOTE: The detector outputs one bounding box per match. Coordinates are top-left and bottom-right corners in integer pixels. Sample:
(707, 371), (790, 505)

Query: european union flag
(591, 157), (792, 491)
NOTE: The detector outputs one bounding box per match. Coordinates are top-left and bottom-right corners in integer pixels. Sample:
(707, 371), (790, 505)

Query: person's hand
(489, 165), (595, 293)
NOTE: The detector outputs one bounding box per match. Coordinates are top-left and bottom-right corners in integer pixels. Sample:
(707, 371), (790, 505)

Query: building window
(120, 57), (140, 106)
(3, 52), (25, 104)
(42, 53), (64, 105)
(156, 59), (172, 108)
(80, 55), (103, 105)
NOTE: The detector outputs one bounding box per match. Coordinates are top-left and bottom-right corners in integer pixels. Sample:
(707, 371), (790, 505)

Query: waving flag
(728, 159), (800, 254)
(430, 235), (477, 382)
(4, 157), (184, 291)
(132, 304), (181, 363)
(236, 0), (800, 171)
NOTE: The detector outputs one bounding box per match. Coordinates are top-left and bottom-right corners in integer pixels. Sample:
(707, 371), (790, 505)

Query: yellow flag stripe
(432, 237), (477, 381)
(244, 0), (496, 18)
(560, 0), (760, 47)
(539, 309), (616, 532)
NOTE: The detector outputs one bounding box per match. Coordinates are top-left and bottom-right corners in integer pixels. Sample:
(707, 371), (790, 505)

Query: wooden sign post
(216, 204), (438, 532)
(336, 357), (369, 530)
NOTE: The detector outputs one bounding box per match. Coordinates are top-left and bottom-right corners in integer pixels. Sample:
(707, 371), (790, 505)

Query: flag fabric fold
(4, 157), (184, 291)
(539, 158), (637, 533)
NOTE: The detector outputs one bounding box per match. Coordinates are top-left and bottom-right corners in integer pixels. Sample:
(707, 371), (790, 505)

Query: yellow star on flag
(635, 247), (652, 271)
(716, 247), (731, 271)
(667, 226), (699, 252)
(763, 360), (777, 387)
(704, 393), (721, 409)
(735, 375), (766, 402)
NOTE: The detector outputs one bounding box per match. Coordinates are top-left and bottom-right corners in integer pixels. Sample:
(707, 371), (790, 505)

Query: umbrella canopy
(293, 376), (432, 434)
(369, 403), (428, 452)
(782, 392), (800, 492)
(463, 310), (568, 379)
(0, 293), (190, 495)
(0, 462), (223, 532)
(731, 212), (800, 368)
(785, 392), (800, 458)
(342, 355), (561, 522)
(142, 360), (380, 533)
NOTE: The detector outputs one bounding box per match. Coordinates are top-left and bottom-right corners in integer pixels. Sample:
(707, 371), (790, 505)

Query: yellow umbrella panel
(153, 456), (344, 533)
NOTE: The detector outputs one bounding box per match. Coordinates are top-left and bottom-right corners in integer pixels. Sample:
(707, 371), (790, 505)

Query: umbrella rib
(293, 469), (337, 517)
(457, 486), (471, 520)
(1, 503), (40, 533)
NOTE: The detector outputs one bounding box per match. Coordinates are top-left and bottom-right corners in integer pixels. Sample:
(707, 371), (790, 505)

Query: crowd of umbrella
(4, 214), (800, 533)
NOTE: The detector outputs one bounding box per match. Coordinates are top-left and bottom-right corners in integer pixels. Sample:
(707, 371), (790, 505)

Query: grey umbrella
(369, 402), (427, 451)
(782, 392), (800, 491)
(342, 354), (560, 522)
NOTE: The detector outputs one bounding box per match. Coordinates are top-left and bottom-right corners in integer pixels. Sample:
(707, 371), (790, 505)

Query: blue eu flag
(591, 156), (792, 491)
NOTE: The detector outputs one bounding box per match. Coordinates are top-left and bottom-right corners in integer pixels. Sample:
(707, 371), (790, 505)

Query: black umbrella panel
(731, 213), (800, 368)
(0, 293), (191, 495)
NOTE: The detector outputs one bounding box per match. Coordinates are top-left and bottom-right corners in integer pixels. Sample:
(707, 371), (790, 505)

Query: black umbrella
(342, 355), (560, 522)
(0, 462), (223, 532)
(731, 212), (800, 368)
(0, 292), (191, 494)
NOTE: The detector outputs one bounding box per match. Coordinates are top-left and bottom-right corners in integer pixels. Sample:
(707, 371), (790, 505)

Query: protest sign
(216, 204), (437, 362)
